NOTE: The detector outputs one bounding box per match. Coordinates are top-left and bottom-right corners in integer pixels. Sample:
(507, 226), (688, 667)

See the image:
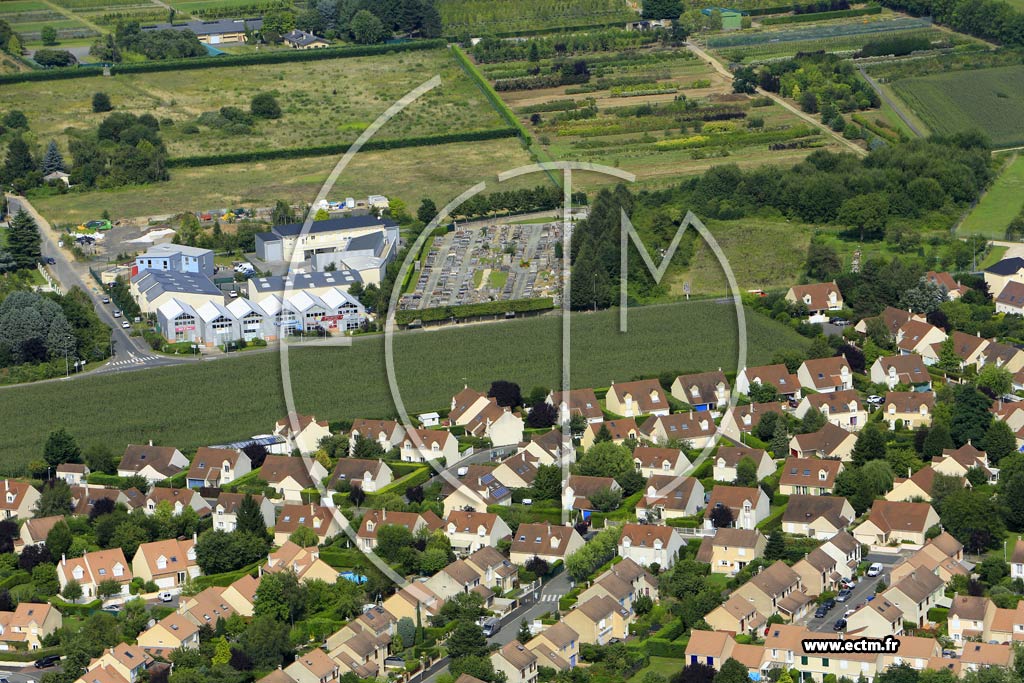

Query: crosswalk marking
(105, 355), (161, 368)
(540, 594), (562, 603)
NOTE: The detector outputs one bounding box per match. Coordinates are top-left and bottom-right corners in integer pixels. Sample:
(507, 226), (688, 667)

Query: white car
(867, 562), (884, 577)
(113, 310), (121, 318)
(158, 591), (174, 602)
(867, 395), (883, 405)
(121, 321), (130, 329)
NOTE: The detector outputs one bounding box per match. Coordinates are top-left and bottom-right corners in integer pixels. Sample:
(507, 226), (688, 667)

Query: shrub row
(645, 637), (688, 658)
(167, 128), (518, 168)
(761, 5), (881, 25)
(450, 45), (533, 146)
(0, 39), (446, 86)
(395, 297), (554, 326)
(0, 645), (63, 662)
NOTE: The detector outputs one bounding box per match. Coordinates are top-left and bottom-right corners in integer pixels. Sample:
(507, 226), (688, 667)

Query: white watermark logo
(278, 76), (747, 594)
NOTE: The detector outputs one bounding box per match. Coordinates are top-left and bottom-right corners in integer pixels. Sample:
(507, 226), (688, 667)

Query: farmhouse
(283, 29), (329, 48)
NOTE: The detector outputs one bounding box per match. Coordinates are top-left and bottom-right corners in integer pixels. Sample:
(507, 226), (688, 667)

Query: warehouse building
(254, 214), (399, 263)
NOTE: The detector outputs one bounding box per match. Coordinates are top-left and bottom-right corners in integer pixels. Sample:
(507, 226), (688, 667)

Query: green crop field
(960, 154), (1024, 238)
(437, 0), (635, 36)
(0, 48), (508, 159)
(0, 302), (807, 472)
(478, 44), (843, 190)
(890, 65), (1024, 149)
(31, 136), (536, 224)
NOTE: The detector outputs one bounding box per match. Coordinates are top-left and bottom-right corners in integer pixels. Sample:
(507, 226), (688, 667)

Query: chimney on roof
(61, 553), (66, 566)
(149, 440), (153, 446)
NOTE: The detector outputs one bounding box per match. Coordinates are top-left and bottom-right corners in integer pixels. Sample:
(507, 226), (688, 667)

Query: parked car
(841, 577), (857, 589)
(158, 591), (174, 602)
(836, 588), (852, 602)
(821, 598), (836, 610)
(867, 395), (883, 405)
(113, 310), (121, 318)
(101, 296), (110, 304)
(833, 618), (847, 631)
(814, 604), (830, 619)
(34, 655), (60, 668)
(121, 321), (130, 329)
(45, 257), (56, 265)
(867, 562), (884, 577)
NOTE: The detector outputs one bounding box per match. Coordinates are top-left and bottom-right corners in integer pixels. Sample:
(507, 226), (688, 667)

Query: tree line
(568, 135), (992, 311)
(877, 0), (1024, 46)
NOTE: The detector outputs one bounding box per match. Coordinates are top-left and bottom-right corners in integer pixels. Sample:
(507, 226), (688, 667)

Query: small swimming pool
(339, 571), (368, 584)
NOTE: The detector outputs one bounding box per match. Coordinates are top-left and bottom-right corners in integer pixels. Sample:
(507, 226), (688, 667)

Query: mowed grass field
(890, 65), (1024, 149)
(32, 136), (536, 224)
(0, 302), (808, 472)
(960, 155), (1024, 238)
(668, 218), (814, 297)
(0, 48), (508, 158)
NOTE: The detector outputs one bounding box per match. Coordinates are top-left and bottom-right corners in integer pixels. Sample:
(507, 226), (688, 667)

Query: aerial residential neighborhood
(3, 0), (1024, 681)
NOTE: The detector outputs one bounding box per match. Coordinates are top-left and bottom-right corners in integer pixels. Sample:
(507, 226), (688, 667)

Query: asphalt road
(418, 571), (573, 683)
(801, 552), (906, 633)
(6, 194), (189, 375)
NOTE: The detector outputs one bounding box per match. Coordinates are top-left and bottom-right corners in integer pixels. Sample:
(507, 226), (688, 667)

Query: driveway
(801, 552), (906, 633)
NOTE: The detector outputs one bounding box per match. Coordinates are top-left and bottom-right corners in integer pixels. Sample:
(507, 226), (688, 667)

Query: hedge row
(166, 127), (518, 168)
(0, 39), (446, 86)
(0, 571), (31, 591)
(87, 472), (124, 487)
(450, 45), (533, 146)
(50, 598), (102, 616)
(0, 645), (63, 662)
(395, 297), (554, 326)
(189, 562), (260, 590)
(760, 5), (881, 24)
(645, 637), (688, 657)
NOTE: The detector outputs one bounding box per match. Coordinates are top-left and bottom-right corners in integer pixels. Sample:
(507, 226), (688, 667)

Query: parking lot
(399, 220), (563, 311)
(801, 552), (905, 633)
